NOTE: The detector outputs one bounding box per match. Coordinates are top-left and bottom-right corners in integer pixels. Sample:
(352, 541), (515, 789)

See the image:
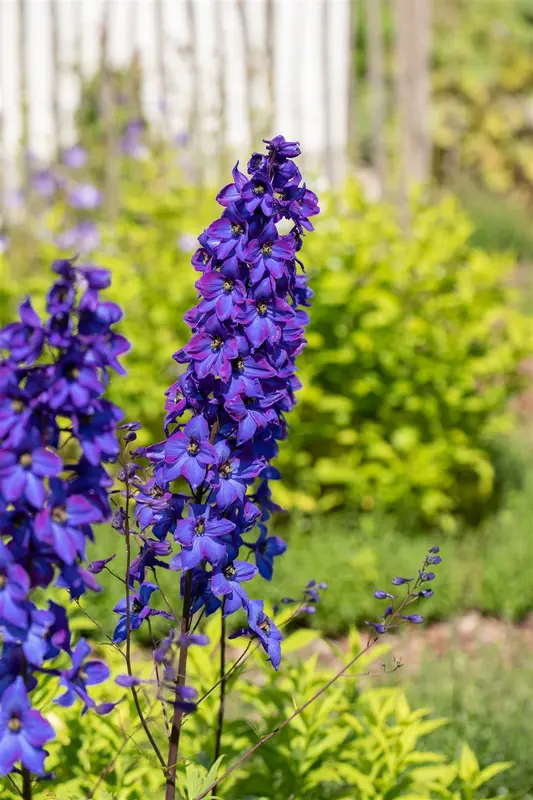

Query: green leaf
(458, 743), (480, 782)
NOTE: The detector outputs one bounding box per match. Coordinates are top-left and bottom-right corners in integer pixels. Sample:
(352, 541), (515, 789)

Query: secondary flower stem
(213, 613), (227, 768)
(165, 569), (193, 800)
(193, 636), (379, 800)
(147, 617), (171, 736)
(123, 463), (166, 771)
(193, 585), (419, 800)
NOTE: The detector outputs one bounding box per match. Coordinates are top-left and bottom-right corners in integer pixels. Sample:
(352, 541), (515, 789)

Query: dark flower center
(19, 453), (32, 468)
(258, 618), (271, 634)
(223, 564), (236, 579)
(8, 716), (22, 733)
(11, 399), (24, 413)
(223, 279), (234, 292)
(257, 301), (268, 316)
(194, 519), (206, 536)
(231, 223), (243, 236)
(253, 184), (265, 195)
(187, 438), (200, 456)
(236, 357), (244, 372)
(66, 365), (80, 380)
(211, 335), (223, 351)
(219, 460), (232, 479)
(79, 669), (88, 681)
(243, 397), (255, 407)
(0, 573), (6, 590)
(52, 506), (68, 524)
(132, 599), (143, 614)
(56, 287), (70, 302)
(151, 484), (165, 498)
(11, 512), (26, 529)
(261, 244), (273, 256)
(200, 251), (208, 264)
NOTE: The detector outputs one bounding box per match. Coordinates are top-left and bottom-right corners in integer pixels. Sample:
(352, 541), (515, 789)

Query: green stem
(123, 463), (166, 770)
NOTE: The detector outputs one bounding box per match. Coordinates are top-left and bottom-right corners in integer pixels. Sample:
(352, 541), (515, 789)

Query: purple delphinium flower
(245, 600), (282, 670)
(62, 144), (88, 168)
(0, 258), (129, 779)
(174, 504), (235, 569)
(55, 638), (110, 713)
(208, 441), (264, 510)
(250, 525), (287, 581)
(67, 183), (101, 210)
(0, 543), (30, 626)
(32, 168), (57, 199)
(130, 135), (319, 674)
(210, 560), (258, 615)
(0, 677), (55, 776)
(113, 582), (172, 643)
(163, 415), (218, 490)
(56, 220), (100, 254)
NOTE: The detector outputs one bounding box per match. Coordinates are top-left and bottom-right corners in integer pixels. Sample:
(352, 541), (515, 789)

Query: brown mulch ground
(299, 611), (533, 677)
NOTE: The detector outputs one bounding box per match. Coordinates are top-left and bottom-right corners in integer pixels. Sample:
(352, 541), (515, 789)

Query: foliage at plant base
(2, 169), (531, 530)
(433, 0), (533, 203)
(0, 620), (511, 800)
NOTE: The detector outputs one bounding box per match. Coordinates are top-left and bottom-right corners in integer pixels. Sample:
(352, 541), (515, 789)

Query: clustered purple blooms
(366, 546), (442, 636)
(0, 258), (129, 777)
(114, 136), (319, 673)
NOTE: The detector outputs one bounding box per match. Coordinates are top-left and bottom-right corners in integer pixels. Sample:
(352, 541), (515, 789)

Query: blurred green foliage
(2, 620), (511, 799)
(433, 0), (533, 202)
(2, 176), (531, 529)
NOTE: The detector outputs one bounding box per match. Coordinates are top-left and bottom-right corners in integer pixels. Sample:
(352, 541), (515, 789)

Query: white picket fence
(0, 0), (351, 191)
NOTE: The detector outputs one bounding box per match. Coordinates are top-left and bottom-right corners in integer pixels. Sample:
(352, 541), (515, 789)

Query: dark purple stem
(213, 613), (227, 767)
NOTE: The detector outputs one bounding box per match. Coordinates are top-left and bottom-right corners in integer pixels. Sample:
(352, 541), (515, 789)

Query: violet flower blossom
(0, 257), (129, 777)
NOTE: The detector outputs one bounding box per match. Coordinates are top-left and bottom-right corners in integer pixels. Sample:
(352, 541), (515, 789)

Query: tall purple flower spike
(0, 258), (129, 777)
(129, 135), (319, 671)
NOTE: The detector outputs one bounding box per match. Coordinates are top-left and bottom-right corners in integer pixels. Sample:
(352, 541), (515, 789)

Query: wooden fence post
(321, 0), (334, 186)
(347, 0), (359, 165)
(99, 2), (119, 218)
(154, 0), (169, 140)
(394, 0), (432, 224)
(366, 0), (386, 195)
(50, 0), (61, 161)
(17, 0), (29, 194)
(265, 0), (275, 138)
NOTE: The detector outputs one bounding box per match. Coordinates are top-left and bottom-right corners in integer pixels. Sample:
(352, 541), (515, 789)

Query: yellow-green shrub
(1, 176), (531, 529)
(275, 186), (532, 528)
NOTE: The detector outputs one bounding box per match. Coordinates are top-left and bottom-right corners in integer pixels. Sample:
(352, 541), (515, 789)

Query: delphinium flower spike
(0, 258), (129, 784)
(104, 135), (318, 799)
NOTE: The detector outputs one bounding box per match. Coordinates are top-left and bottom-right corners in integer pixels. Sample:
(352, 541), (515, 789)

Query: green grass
(84, 456), (533, 641)
(459, 181), (533, 260)
(383, 646), (533, 798)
